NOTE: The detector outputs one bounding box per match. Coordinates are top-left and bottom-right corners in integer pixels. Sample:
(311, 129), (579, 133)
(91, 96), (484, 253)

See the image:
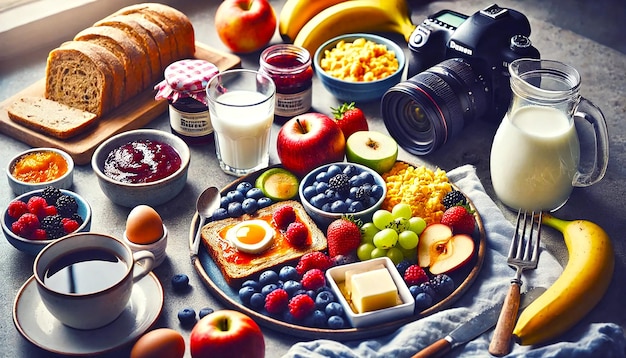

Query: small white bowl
(326, 257), (414, 328)
(7, 147), (74, 195)
(123, 225), (168, 267)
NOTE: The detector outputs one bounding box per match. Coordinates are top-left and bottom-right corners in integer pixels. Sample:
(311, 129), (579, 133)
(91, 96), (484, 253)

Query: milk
(210, 90), (273, 173)
(490, 105), (581, 211)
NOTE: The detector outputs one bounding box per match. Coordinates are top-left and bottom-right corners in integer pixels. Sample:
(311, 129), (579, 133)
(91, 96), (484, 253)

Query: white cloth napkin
(283, 164), (626, 358)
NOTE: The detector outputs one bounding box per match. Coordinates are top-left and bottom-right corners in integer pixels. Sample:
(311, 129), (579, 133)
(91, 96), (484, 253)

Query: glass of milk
(490, 59), (609, 211)
(207, 69), (276, 176)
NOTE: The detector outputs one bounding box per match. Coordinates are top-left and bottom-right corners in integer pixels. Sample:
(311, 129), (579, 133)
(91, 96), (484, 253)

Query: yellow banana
(513, 214), (614, 345)
(293, 0), (415, 56)
(278, 0), (347, 43)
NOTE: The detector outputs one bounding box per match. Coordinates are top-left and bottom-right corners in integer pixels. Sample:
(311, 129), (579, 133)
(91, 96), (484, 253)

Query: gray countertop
(1, 1), (625, 357)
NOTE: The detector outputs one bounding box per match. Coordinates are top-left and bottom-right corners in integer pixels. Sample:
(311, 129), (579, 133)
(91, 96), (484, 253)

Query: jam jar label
(169, 106), (213, 137)
(275, 87), (312, 117)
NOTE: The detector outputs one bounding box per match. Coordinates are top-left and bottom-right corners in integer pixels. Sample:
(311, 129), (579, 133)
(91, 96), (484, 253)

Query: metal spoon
(191, 186), (220, 255)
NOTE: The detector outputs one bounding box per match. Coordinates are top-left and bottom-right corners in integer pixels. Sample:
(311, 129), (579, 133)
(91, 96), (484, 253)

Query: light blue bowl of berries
(298, 162), (386, 230)
(2, 187), (92, 255)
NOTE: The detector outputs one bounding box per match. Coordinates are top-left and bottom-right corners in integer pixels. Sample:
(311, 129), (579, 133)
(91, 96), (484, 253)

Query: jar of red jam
(154, 59), (219, 145)
(259, 44), (313, 119)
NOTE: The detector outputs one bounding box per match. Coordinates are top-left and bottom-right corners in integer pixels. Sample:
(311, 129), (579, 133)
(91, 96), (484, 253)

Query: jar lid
(154, 59), (219, 105)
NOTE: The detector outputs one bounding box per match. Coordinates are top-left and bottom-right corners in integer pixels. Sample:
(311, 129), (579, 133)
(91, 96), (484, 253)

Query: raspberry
(288, 294), (315, 320)
(41, 186), (63, 205)
(285, 222), (308, 246)
(11, 221), (26, 236)
(13, 213), (40, 236)
(404, 265), (429, 286)
(301, 269), (326, 291)
(265, 288), (289, 314)
(27, 196), (48, 218)
(61, 218), (80, 234)
(30, 229), (48, 240)
(7, 200), (28, 219)
(272, 205), (296, 230)
(43, 205), (58, 217)
(56, 195), (78, 217)
(296, 252), (332, 275)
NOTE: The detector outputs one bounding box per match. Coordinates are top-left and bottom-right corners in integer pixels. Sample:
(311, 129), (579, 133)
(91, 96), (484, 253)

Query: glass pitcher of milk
(490, 59), (609, 211)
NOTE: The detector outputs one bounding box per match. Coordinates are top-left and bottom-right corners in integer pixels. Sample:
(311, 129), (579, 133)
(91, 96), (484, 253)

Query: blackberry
(41, 186), (63, 205)
(328, 173), (350, 195)
(354, 186), (371, 201)
(41, 215), (65, 239)
(70, 213), (84, 225)
(56, 195), (78, 217)
(430, 274), (455, 297)
(442, 190), (467, 209)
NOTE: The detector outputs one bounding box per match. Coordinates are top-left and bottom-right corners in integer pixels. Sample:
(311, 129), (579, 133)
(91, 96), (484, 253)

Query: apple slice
(346, 130), (398, 174)
(418, 223), (475, 274)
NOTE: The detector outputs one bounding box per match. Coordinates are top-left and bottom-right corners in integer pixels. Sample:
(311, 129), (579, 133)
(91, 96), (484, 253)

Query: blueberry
(259, 270), (279, 285)
(227, 202), (244, 217)
(315, 171), (329, 182)
(279, 265), (300, 282)
(178, 308), (196, 325)
(409, 285), (424, 298)
(241, 279), (261, 291)
(358, 171), (374, 184)
(199, 307), (214, 319)
(348, 201), (364, 213)
(325, 302), (344, 317)
(343, 164), (357, 177)
(171, 274), (190, 291)
(239, 286), (257, 305)
(246, 187), (264, 199)
(249, 292), (265, 309)
(315, 290), (335, 309)
(281, 311), (296, 324)
(419, 282), (437, 298)
(370, 184), (384, 199)
(227, 190), (245, 203)
(242, 198), (259, 214)
(330, 200), (347, 213)
(211, 207), (229, 221)
(283, 280), (302, 297)
(257, 197), (273, 208)
(327, 315), (345, 329)
(310, 193), (328, 208)
(220, 196), (231, 208)
(415, 292), (434, 310)
(350, 175), (363, 187)
(315, 182), (329, 194)
(396, 260), (412, 277)
(293, 289), (308, 297)
(261, 283), (279, 296)
(326, 165), (342, 177)
(236, 181), (253, 194)
(321, 203), (332, 212)
(306, 290), (317, 299)
(349, 186), (359, 199)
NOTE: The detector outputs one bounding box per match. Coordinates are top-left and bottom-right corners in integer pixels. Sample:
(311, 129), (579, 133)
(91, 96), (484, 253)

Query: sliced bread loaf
(7, 96), (98, 139)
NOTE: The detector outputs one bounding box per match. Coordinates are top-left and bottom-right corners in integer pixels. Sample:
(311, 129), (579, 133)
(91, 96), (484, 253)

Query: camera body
(407, 4), (540, 121)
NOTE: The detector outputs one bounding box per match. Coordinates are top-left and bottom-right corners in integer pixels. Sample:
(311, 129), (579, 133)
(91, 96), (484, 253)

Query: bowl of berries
(299, 162), (386, 229)
(2, 186), (92, 255)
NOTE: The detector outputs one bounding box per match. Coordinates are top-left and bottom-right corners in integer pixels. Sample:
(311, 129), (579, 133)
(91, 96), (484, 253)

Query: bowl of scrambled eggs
(314, 33), (406, 102)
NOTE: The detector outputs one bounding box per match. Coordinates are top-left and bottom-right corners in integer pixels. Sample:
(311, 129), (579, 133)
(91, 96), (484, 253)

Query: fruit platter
(189, 161), (486, 340)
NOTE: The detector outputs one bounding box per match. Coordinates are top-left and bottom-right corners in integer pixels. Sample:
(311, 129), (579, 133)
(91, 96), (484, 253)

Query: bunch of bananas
(279, 0), (415, 56)
(513, 214), (614, 345)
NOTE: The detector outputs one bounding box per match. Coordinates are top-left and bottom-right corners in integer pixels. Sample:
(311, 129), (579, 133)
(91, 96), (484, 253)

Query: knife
(411, 287), (546, 358)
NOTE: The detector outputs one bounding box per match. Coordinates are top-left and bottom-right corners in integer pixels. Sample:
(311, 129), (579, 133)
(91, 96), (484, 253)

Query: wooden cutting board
(0, 42), (241, 165)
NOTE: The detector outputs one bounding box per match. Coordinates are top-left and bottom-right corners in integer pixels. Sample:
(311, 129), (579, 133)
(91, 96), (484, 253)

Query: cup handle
(131, 250), (155, 283)
(572, 98), (610, 187)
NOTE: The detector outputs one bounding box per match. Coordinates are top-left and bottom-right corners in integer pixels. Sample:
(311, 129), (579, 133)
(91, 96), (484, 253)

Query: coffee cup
(33, 232), (155, 330)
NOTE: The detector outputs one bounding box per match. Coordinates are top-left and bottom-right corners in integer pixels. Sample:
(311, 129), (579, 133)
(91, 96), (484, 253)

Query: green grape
(372, 209), (393, 230)
(389, 217), (410, 233)
(361, 222), (379, 244)
(373, 228), (398, 249)
(409, 216), (427, 235)
(370, 247), (388, 259)
(391, 203), (412, 220)
(398, 230), (419, 250)
(357, 243), (376, 261)
(386, 247), (405, 264)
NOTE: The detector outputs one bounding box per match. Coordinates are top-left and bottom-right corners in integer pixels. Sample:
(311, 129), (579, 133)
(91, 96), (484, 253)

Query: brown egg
(130, 328), (185, 358)
(125, 205), (164, 244)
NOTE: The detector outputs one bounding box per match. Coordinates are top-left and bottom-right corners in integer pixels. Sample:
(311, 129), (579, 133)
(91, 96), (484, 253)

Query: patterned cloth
(154, 59), (219, 105)
(283, 164), (626, 358)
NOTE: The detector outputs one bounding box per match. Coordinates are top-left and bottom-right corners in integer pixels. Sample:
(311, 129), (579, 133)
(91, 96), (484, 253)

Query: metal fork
(489, 210), (542, 356)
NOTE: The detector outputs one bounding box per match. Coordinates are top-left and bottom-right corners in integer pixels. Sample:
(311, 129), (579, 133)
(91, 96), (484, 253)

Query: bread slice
(7, 96), (98, 139)
(201, 200), (327, 287)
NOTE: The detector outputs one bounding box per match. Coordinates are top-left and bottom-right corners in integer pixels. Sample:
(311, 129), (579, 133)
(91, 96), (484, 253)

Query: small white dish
(13, 269), (163, 356)
(124, 225), (168, 267)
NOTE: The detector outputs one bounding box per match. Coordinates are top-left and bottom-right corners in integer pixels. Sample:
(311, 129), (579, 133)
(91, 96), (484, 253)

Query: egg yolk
(235, 223), (268, 245)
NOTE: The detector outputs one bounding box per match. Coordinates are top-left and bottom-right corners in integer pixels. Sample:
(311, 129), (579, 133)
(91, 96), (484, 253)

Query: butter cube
(350, 268), (399, 313)
(344, 263), (385, 297)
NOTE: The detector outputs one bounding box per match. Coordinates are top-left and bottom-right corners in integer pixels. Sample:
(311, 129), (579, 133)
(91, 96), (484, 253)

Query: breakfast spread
(102, 139), (182, 184)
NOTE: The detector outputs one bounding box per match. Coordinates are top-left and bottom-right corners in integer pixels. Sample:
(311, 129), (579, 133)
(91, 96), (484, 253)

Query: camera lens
(381, 58), (489, 155)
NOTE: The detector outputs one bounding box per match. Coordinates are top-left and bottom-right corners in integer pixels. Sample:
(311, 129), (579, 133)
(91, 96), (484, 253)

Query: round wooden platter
(189, 163), (486, 340)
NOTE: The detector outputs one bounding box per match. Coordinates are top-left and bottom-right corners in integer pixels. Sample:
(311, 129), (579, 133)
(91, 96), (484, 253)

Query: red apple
(417, 223), (475, 275)
(190, 310), (265, 358)
(215, 0), (277, 53)
(277, 112), (346, 177)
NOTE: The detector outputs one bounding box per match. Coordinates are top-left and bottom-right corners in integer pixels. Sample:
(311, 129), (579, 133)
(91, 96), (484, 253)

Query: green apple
(345, 131), (398, 174)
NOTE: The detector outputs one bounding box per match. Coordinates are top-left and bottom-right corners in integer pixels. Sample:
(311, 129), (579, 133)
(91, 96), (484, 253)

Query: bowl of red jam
(7, 147), (74, 195)
(91, 129), (190, 208)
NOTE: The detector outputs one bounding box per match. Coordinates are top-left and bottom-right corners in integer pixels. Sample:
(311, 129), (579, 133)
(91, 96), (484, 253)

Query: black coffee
(43, 248), (127, 295)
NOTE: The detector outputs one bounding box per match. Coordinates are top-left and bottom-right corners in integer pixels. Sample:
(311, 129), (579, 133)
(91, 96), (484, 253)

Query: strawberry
(331, 102), (368, 139)
(326, 217), (361, 258)
(440, 205), (475, 234)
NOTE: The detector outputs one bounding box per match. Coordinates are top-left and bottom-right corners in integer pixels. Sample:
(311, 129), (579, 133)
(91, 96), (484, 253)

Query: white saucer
(12, 270), (163, 356)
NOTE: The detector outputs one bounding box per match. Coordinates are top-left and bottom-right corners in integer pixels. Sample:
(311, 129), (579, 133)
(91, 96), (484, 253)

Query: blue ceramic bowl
(91, 129), (190, 208)
(2, 188), (92, 255)
(313, 33), (406, 102)
(298, 162), (387, 230)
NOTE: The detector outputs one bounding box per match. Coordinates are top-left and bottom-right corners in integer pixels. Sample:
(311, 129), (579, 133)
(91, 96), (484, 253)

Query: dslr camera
(382, 4), (540, 155)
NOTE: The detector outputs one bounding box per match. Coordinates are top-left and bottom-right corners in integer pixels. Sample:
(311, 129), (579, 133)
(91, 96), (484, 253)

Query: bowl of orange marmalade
(7, 148), (74, 195)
